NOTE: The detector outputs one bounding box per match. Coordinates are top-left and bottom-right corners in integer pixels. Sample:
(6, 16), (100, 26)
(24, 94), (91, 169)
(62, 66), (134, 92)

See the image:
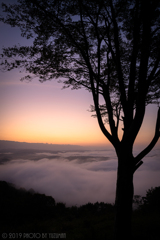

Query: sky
(0, 0), (160, 148)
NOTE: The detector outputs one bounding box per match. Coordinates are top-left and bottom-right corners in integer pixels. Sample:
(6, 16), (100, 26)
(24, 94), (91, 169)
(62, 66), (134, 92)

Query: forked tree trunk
(114, 148), (134, 240)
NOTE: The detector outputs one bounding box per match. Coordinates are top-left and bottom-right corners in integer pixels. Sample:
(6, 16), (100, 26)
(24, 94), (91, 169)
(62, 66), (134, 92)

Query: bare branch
(128, 0), (141, 119)
(134, 107), (160, 165)
(102, 52), (118, 140)
(89, 73), (114, 145)
(110, 0), (127, 115)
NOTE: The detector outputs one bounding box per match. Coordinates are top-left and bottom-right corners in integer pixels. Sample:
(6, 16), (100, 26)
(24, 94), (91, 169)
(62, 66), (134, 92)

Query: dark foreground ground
(0, 181), (160, 240)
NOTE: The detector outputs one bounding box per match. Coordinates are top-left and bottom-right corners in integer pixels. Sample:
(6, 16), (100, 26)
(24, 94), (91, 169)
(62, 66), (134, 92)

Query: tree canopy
(0, 0), (160, 151)
(1, 1), (160, 238)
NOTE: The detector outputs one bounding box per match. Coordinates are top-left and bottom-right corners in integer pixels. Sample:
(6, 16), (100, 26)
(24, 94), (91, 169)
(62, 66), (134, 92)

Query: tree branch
(116, 104), (121, 134)
(138, 0), (151, 90)
(128, 0), (141, 120)
(147, 53), (160, 87)
(102, 52), (118, 140)
(134, 107), (160, 165)
(133, 160), (143, 173)
(110, 0), (127, 116)
(125, 0), (152, 144)
(89, 72), (114, 145)
(79, 1), (90, 60)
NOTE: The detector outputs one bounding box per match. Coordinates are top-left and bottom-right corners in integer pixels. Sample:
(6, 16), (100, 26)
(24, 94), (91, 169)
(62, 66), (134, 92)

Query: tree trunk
(114, 148), (134, 240)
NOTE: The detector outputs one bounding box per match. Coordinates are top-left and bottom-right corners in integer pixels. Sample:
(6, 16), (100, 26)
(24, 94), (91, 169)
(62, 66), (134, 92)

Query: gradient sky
(0, 0), (160, 148)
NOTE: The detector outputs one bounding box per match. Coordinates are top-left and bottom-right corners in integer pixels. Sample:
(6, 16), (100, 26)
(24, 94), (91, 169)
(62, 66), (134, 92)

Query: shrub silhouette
(141, 186), (160, 212)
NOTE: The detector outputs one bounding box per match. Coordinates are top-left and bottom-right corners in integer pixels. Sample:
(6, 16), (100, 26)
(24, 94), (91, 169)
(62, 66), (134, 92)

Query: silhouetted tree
(1, 1), (160, 239)
(142, 187), (160, 211)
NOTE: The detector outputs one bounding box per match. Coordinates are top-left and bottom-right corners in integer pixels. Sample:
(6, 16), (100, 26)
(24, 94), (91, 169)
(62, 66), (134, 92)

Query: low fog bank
(0, 142), (160, 206)
(0, 147), (117, 206)
(0, 140), (86, 151)
(0, 159), (117, 206)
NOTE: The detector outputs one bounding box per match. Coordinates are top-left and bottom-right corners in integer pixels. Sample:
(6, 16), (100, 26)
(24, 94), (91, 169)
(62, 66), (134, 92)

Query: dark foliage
(0, 181), (56, 224)
(0, 181), (160, 240)
(138, 186), (160, 213)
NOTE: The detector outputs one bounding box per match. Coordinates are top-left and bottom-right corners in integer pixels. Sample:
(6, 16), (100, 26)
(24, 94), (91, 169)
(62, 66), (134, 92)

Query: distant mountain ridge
(0, 140), (85, 151)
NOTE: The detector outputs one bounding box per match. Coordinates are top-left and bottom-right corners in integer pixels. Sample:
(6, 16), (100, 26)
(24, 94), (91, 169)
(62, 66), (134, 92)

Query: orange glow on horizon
(1, 124), (110, 146)
(0, 19), (160, 150)
(0, 72), (160, 148)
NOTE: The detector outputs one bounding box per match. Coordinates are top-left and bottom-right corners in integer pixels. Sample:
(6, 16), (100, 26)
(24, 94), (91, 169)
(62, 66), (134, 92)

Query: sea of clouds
(0, 145), (160, 206)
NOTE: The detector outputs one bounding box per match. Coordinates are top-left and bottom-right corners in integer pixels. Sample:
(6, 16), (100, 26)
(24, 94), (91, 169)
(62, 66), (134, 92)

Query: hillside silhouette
(0, 181), (160, 240)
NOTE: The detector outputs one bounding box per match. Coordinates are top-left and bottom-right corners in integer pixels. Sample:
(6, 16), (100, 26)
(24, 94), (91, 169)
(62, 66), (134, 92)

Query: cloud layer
(0, 147), (160, 206)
